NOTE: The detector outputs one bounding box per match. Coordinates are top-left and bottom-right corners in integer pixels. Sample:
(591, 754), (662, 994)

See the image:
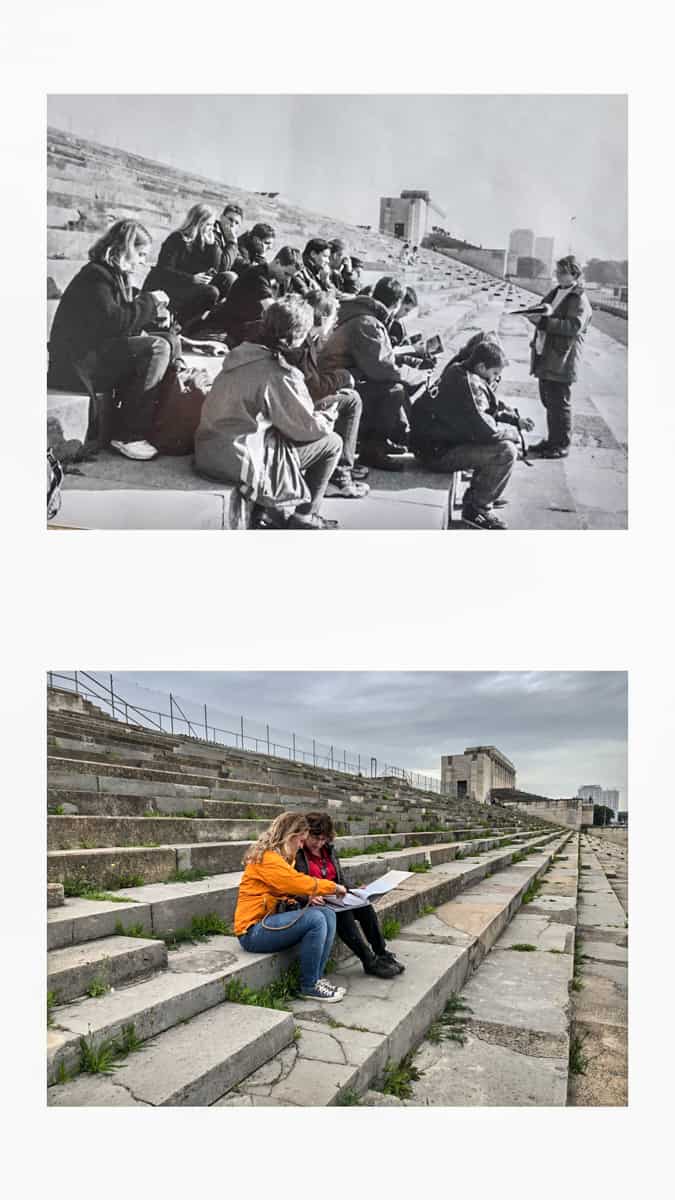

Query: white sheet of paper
(360, 869), (413, 899)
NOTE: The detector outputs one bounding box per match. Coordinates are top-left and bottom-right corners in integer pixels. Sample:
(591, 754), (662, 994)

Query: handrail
(47, 671), (444, 795)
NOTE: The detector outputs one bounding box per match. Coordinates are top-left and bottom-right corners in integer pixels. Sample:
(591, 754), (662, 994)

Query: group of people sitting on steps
(47, 197), (591, 530)
(234, 810), (405, 1003)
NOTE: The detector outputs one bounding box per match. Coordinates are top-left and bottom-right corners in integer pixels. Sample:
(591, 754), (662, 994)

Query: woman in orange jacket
(234, 812), (348, 1003)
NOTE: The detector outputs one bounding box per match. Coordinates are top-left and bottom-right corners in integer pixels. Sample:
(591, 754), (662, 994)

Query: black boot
(362, 952), (399, 979)
(380, 949), (405, 973)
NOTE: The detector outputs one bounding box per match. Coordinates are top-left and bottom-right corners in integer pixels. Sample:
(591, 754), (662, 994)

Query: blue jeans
(238, 905), (337, 992)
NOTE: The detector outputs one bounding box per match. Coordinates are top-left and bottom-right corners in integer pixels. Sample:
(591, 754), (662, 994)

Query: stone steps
(47, 830), (563, 1098)
(48, 935), (168, 1003)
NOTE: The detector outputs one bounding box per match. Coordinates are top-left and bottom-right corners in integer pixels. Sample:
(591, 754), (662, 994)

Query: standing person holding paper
(295, 813), (405, 978)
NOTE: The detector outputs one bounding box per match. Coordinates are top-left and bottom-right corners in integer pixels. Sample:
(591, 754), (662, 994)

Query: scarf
(535, 285), (575, 355)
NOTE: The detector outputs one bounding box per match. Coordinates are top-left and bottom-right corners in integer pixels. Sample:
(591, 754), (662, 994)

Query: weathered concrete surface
(47, 814), (268, 850)
(47, 1073), (151, 1106)
(47, 845), (178, 887)
(458, 946), (573, 1057)
(47, 934), (168, 1002)
(411, 1031), (568, 1106)
(49, 1003), (294, 1106)
(47, 883), (65, 908)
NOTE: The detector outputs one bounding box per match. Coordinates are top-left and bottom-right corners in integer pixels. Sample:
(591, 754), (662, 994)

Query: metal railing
(47, 671), (444, 795)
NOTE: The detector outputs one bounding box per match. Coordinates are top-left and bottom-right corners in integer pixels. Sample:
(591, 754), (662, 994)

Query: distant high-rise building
(578, 785), (603, 804)
(600, 789), (620, 813)
(534, 236), (555, 275)
(508, 228), (535, 258)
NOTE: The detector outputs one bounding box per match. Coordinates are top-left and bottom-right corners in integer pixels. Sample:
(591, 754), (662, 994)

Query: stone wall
(506, 797), (588, 831)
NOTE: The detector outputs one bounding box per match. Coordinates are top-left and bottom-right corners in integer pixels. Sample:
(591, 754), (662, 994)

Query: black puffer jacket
(317, 295), (401, 385)
(295, 844), (346, 886)
(410, 362), (518, 452)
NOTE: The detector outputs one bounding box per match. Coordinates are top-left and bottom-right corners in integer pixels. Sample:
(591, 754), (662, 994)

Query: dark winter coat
(317, 295), (401, 386)
(410, 362), (519, 453)
(217, 263), (288, 345)
(48, 260), (158, 387)
(294, 844), (346, 886)
(212, 220), (241, 275)
(143, 231), (220, 295)
(529, 283), (593, 383)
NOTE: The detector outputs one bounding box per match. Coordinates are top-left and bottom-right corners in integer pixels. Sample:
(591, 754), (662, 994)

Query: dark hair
(329, 238), (346, 254)
(451, 330), (500, 366)
(305, 288), (339, 327)
(305, 811), (335, 839)
(274, 245), (302, 269)
(402, 286), (418, 307)
(373, 276), (404, 308)
(250, 223), (275, 242)
(556, 254), (582, 279)
(223, 202), (243, 219)
(261, 296), (314, 353)
(304, 238), (330, 259)
(466, 341), (508, 371)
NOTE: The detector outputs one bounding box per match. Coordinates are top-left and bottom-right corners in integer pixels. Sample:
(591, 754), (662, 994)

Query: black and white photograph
(46, 94), (627, 531)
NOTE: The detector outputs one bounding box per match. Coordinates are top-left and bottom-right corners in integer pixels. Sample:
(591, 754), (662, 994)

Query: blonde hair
(89, 219), (151, 269)
(243, 811), (309, 866)
(177, 204), (215, 246)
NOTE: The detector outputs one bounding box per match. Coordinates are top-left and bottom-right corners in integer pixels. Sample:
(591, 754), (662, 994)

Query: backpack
(150, 364), (212, 456)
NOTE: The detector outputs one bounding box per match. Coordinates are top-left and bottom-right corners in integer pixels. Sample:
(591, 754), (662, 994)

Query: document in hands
(325, 869), (413, 909)
(325, 889), (370, 910)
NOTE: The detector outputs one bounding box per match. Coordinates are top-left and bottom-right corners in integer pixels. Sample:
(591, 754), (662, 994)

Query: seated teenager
(234, 222), (276, 272)
(143, 204), (221, 333)
(212, 246), (301, 346)
(388, 286), (418, 347)
(317, 276), (416, 470)
(48, 219), (172, 461)
(211, 201), (244, 296)
(291, 238), (334, 296)
(194, 296), (344, 529)
(234, 812), (347, 1003)
(295, 812), (405, 978)
(287, 290), (369, 499)
(409, 339), (534, 530)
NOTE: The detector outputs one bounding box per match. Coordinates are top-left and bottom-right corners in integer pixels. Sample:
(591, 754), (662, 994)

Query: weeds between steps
(62, 876), (143, 902)
(409, 862), (431, 874)
(224, 963), (301, 1011)
(114, 912), (232, 947)
(335, 1088), (361, 1106)
(143, 809), (199, 819)
(86, 971), (111, 998)
(426, 994), (473, 1046)
(509, 943), (538, 952)
(569, 1032), (588, 1074)
(47, 990), (59, 1027)
(165, 868), (208, 883)
(571, 938), (585, 991)
(522, 877), (544, 905)
(77, 1023), (145, 1076)
(381, 1052), (423, 1100)
(382, 918), (401, 940)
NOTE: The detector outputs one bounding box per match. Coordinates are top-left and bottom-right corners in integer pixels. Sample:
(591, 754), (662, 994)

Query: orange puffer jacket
(233, 850), (338, 936)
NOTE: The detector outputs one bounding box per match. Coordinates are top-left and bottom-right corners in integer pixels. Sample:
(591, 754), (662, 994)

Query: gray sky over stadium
(48, 94), (626, 263)
(108, 671), (628, 805)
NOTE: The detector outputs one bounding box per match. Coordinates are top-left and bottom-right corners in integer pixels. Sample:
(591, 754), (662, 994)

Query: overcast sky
(106, 671), (627, 805)
(48, 94), (627, 262)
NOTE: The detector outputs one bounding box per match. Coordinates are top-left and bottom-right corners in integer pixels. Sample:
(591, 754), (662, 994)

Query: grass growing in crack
(420, 904), (436, 916)
(53, 1060), (74, 1085)
(144, 809), (199, 819)
(509, 943), (537, 952)
(86, 974), (110, 998)
(49, 805), (65, 815)
(571, 939), (585, 991)
(224, 963), (301, 1011)
(522, 877), (544, 905)
(367, 839), (395, 854)
(114, 920), (152, 939)
(165, 868), (208, 883)
(381, 1053), (423, 1100)
(115, 912), (232, 946)
(381, 918), (401, 940)
(409, 862), (431, 873)
(337, 847), (363, 859)
(327, 1018), (370, 1032)
(78, 1022), (144, 1075)
(335, 1088), (361, 1106)
(426, 994), (472, 1045)
(569, 1033), (588, 1074)
(64, 874), (144, 898)
(47, 990), (59, 1027)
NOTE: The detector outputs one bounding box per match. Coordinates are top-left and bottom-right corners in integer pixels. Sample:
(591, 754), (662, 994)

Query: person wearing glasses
(294, 811), (405, 979)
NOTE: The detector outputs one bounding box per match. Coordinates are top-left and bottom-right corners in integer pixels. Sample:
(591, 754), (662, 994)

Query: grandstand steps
(47, 829), (566, 1102)
(48, 935), (168, 1004)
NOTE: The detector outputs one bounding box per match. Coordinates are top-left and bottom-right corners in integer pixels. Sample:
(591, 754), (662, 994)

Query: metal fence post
(266, 724), (270, 755)
(169, 693), (174, 735)
(240, 715), (245, 751)
(330, 745), (334, 769)
(292, 732), (296, 761)
(109, 673), (115, 718)
(313, 738), (316, 767)
(74, 670), (79, 694)
(204, 704), (208, 741)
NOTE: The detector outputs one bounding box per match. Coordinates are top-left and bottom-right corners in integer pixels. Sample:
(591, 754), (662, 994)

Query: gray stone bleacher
(46, 128), (512, 530)
(45, 687), (583, 1106)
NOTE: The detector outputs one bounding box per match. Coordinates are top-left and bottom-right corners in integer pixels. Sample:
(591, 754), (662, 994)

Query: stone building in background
(441, 746), (516, 804)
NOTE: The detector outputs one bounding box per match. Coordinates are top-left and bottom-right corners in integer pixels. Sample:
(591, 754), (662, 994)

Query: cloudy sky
(48, 94), (626, 262)
(104, 671), (627, 805)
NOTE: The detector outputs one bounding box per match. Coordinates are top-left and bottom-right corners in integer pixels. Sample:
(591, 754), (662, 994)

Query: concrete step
(220, 833), (572, 1105)
(48, 935), (168, 1003)
(47, 814), (270, 851)
(47, 831), (564, 1094)
(48, 831), (555, 950)
(48, 1003), (295, 1106)
(48, 755), (223, 786)
(48, 789), (287, 821)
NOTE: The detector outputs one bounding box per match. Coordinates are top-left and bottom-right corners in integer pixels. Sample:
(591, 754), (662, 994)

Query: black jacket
(48, 260), (157, 384)
(410, 362), (518, 452)
(218, 262), (288, 344)
(212, 220), (240, 276)
(295, 844), (346, 886)
(143, 231), (220, 295)
(318, 295), (401, 385)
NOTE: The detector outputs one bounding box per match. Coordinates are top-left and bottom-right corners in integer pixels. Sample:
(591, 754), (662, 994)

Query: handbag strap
(260, 906), (306, 931)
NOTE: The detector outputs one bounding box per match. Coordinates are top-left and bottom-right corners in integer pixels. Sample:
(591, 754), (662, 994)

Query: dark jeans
(356, 380), (408, 445)
(294, 431), (343, 514)
(72, 335), (172, 443)
(238, 906), (336, 992)
(416, 439), (517, 514)
(538, 379), (572, 450)
(336, 903), (386, 962)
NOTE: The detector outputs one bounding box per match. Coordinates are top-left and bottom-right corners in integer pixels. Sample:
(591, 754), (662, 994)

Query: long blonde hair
(89, 219), (151, 269)
(243, 812), (309, 866)
(176, 203), (215, 246)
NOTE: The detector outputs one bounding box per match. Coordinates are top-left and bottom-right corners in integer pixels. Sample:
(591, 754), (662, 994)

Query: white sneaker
(318, 978), (346, 997)
(298, 980), (344, 1003)
(110, 439), (158, 461)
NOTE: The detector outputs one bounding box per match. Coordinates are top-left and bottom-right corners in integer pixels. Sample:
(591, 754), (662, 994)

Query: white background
(1, 0), (672, 1193)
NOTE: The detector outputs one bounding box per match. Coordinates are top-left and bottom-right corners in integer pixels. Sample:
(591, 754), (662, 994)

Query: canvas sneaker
(298, 980), (344, 1003)
(110, 439), (158, 461)
(317, 978), (346, 997)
